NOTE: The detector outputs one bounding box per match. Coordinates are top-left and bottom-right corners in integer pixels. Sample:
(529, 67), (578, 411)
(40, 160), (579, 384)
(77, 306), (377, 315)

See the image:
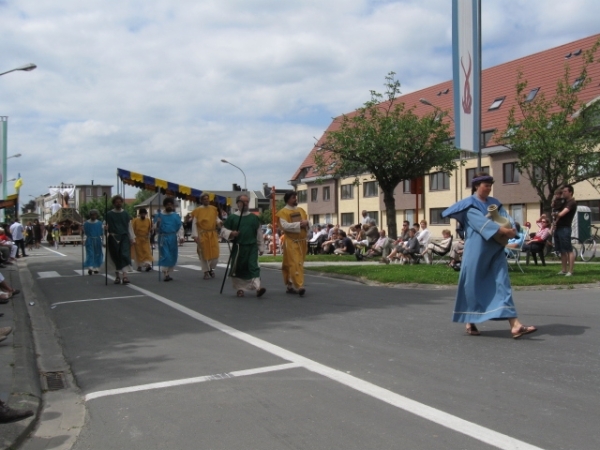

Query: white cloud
(1, 0), (599, 203)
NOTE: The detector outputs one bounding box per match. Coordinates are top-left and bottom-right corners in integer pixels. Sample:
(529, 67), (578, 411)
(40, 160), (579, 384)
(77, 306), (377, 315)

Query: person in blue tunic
(83, 209), (104, 275)
(442, 174), (537, 339)
(155, 197), (182, 282)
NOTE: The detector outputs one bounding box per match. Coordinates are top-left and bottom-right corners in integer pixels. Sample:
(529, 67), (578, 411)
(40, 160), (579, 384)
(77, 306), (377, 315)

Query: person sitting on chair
(421, 229), (452, 264)
(399, 228), (421, 264)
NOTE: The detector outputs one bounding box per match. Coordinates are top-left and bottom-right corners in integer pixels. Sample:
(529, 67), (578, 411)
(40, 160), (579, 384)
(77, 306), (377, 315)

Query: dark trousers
(14, 239), (27, 257)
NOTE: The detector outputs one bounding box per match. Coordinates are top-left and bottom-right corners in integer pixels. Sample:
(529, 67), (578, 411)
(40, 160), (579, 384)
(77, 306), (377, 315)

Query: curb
(14, 262), (86, 450)
(1, 274), (42, 450)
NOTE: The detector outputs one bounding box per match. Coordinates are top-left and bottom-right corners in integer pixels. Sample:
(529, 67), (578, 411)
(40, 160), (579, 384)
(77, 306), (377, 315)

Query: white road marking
(37, 271), (62, 279)
(177, 264), (202, 271)
(85, 362), (301, 401)
(51, 295), (145, 308)
(121, 282), (544, 450)
(41, 247), (67, 257)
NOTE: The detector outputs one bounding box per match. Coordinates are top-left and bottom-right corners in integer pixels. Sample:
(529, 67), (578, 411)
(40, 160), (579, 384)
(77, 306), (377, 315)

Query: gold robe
(191, 205), (220, 271)
(131, 217), (153, 266)
(276, 206), (308, 289)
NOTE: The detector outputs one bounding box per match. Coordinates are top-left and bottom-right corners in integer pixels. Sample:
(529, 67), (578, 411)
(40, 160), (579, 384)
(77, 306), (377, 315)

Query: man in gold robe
(191, 194), (221, 279)
(276, 192), (310, 296)
(131, 208), (153, 271)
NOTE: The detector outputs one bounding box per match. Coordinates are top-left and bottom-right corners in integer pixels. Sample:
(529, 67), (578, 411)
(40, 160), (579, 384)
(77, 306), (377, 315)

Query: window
(341, 184), (354, 199)
(572, 77), (584, 90)
(481, 130), (495, 147)
(341, 213), (355, 226)
(297, 190), (307, 203)
(503, 163), (520, 184)
(405, 210), (414, 225)
(430, 208), (450, 225)
(323, 186), (331, 201)
(525, 87), (540, 102)
(298, 167), (311, 179)
(489, 96), (505, 110)
(510, 204), (524, 226)
(403, 179), (412, 193)
(365, 211), (379, 226)
(577, 200), (600, 222)
(310, 188), (318, 202)
(324, 214), (332, 224)
(465, 166), (490, 187)
(312, 215), (319, 224)
(429, 172), (450, 191)
(363, 181), (378, 197)
(86, 187), (92, 196)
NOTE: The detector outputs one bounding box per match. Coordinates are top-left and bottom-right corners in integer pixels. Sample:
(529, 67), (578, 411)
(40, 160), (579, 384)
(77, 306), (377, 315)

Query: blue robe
(442, 195), (517, 323)
(83, 220), (104, 269)
(156, 212), (181, 268)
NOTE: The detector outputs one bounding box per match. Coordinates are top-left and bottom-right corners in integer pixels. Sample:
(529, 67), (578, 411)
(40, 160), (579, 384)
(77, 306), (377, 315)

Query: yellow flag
(14, 178), (23, 189)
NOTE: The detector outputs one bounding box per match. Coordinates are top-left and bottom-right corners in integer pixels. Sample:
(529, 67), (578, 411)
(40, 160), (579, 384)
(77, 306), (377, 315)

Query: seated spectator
(383, 227), (420, 264)
(356, 220), (379, 250)
(421, 229), (452, 264)
(328, 224), (340, 239)
(334, 230), (355, 255)
(0, 271), (20, 302)
(0, 228), (18, 263)
(321, 232), (340, 254)
(522, 218), (551, 254)
(366, 230), (391, 258)
(398, 227), (421, 264)
(416, 220), (431, 250)
(448, 238), (465, 267)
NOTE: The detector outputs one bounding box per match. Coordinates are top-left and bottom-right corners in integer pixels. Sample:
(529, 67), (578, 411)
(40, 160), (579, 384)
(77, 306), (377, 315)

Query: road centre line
(121, 281), (544, 450)
(85, 362), (301, 401)
(51, 295), (146, 308)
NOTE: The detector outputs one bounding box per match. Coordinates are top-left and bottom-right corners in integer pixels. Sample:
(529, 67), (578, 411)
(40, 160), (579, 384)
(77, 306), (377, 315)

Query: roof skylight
(489, 97), (505, 110)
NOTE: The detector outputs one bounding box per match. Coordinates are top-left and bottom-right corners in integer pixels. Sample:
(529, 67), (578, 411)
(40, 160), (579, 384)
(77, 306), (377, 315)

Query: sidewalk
(0, 263), (41, 450)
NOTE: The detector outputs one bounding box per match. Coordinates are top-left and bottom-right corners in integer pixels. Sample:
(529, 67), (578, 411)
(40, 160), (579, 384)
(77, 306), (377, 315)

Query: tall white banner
(452, 0), (481, 154)
(0, 117), (7, 202)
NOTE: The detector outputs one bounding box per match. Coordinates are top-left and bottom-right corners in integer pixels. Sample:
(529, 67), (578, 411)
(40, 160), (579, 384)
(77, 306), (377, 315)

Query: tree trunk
(382, 189), (398, 239)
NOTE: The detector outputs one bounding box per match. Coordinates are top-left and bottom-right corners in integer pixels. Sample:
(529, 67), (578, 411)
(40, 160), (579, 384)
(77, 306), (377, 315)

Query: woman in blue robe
(442, 174), (537, 339)
(155, 197), (182, 282)
(83, 209), (104, 274)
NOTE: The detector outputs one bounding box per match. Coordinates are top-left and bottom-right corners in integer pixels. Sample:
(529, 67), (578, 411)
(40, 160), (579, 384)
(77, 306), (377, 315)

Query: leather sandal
(466, 324), (480, 335)
(512, 325), (537, 339)
(237, 290), (245, 297)
(114, 277), (121, 284)
(122, 277), (130, 285)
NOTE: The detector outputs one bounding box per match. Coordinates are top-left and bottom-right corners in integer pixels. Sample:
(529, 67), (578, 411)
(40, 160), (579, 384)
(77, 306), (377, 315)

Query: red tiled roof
(291, 34), (600, 183)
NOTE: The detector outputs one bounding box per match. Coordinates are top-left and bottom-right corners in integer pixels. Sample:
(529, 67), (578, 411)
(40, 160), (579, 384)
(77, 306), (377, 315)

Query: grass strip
(305, 263), (600, 286)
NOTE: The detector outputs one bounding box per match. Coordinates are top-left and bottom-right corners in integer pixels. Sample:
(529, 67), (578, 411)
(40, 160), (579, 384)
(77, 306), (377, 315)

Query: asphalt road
(21, 242), (600, 450)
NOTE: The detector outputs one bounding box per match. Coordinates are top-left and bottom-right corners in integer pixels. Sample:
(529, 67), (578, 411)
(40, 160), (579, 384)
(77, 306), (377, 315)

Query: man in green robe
(220, 194), (266, 298)
(105, 195), (134, 284)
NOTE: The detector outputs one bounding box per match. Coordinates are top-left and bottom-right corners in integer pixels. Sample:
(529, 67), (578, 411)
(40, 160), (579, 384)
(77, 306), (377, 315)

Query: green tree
(134, 188), (155, 204)
(499, 39), (600, 215)
(259, 200), (285, 225)
(315, 72), (460, 238)
(79, 198), (109, 220)
(21, 199), (36, 214)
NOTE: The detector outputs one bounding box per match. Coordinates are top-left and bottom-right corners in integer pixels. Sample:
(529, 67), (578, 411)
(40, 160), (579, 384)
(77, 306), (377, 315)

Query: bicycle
(581, 224), (600, 262)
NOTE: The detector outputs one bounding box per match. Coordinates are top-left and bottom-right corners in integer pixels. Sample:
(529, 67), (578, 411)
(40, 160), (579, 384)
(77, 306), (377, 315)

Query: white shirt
(416, 228), (431, 246)
(51, 203), (61, 214)
(10, 222), (24, 240)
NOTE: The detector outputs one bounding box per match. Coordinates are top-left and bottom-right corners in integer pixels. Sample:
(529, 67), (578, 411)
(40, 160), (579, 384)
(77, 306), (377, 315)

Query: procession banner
(452, 0), (481, 153)
(0, 117), (7, 208)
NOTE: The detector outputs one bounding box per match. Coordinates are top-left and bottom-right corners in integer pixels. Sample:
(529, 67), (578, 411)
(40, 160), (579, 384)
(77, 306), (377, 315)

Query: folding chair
(505, 227), (528, 273)
(431, 236), (453, 265)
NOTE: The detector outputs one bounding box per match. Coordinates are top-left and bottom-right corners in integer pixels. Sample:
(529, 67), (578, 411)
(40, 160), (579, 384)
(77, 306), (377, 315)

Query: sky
(1, 0), (599, 203)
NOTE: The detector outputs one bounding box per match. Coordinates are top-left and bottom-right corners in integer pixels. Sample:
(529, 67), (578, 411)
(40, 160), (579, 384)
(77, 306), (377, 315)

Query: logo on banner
(461, 53), (472, 114)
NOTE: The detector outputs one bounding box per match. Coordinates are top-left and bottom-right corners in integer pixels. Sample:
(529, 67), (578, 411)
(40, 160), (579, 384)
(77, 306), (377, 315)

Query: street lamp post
(0, 63), (37, 77)
(221, 159), (247, 192)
